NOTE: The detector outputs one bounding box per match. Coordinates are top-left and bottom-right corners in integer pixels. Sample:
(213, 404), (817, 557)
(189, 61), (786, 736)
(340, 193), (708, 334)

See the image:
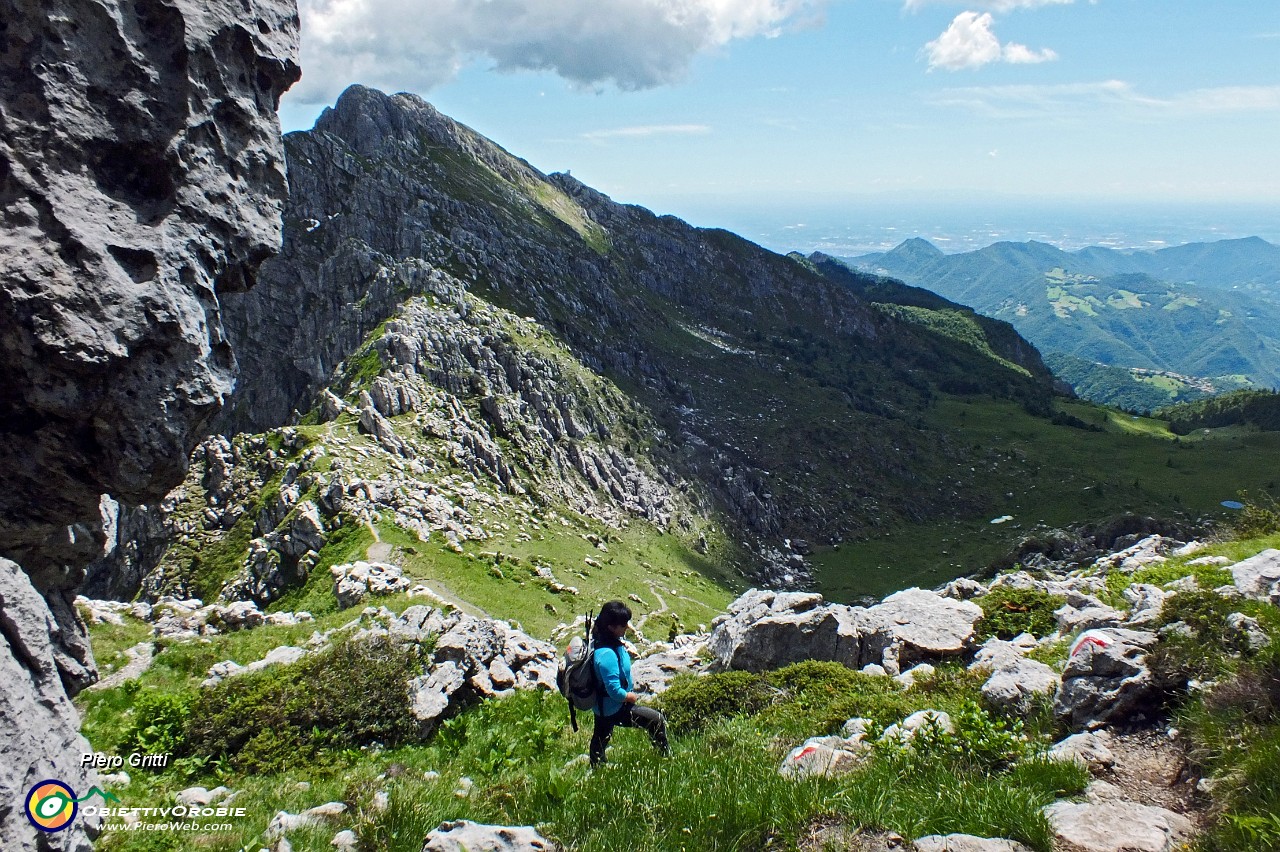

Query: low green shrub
(657, 670), (773, 734)
(1158, 589), (1236, 641)
(977, 586), (1064, 640)
(877, 701), (1028, 773)
(1233, 491), (1280, 538)
(183, 635), (427, 772)
(765, 659), (866, 695)
(119, 687), (192, 761)
(659, 661), (922, 737)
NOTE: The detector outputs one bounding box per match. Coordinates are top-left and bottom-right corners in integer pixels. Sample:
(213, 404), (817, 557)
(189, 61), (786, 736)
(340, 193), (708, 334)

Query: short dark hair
(593, 600), (632, 644)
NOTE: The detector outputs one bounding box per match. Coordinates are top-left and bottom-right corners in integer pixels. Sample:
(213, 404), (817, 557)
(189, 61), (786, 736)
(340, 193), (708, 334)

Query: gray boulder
(977, 656), (1059, 715)
(914, 836), (1032, 852)
(872, 587), (984, 663)
(1043, 800), (1193, 852)
(1225, 612), (1269, 653)
(422, 820), (557, 851)
(332, 561), (412, 608)
(778, 735), (870, 779)
(630, 639), (709, 695)
(1122, 584), (1168, 626)
(708, 590), (866, 671)
(1055, 592), (1126, 633)
(1229, 549), (1280, 603)
(1048, 731), (1116, 772)
(709, 587), (982, 674)
(1054, 629), (1159, 730)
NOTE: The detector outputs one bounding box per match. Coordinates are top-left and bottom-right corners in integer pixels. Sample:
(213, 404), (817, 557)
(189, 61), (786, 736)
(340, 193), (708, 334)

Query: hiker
(590, 600), (669, 766)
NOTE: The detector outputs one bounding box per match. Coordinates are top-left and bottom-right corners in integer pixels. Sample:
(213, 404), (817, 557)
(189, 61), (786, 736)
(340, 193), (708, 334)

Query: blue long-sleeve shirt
(592, 643), (632, 716)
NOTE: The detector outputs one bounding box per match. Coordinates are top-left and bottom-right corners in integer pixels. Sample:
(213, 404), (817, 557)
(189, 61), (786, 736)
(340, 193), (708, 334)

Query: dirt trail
(89, 642), (154, 691)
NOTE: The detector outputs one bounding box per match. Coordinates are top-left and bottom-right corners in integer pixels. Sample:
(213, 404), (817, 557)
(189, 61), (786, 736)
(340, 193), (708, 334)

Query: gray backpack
(556, 611), (620, 730)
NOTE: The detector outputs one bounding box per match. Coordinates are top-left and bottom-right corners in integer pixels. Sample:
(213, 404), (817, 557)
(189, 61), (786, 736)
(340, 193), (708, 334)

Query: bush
(183, 635), (427, 772)
(119, 688), (192, 762)
(877, 701), (1028, 773)
(764, 660), (865, 696)
(1234, 491), (1280, 538)
(657, 670), (773, 734)
(977, 586), (1064, 640)
(1158, 589), (1235, 641)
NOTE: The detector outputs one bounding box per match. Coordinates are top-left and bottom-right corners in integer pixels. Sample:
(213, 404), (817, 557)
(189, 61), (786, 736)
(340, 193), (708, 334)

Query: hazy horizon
(657, 196), (1280, 257)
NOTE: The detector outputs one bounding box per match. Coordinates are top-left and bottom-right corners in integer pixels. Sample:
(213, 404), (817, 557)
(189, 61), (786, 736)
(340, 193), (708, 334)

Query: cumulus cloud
(905, 0), (1075, 10)
(1002, 41), (1058, 64)
(924, 11), (1057, 70)
(291, 0), (826, 104)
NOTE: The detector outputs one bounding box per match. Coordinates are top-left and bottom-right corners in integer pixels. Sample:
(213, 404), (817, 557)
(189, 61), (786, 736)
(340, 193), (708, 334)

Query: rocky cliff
(0, 1), (298, 848)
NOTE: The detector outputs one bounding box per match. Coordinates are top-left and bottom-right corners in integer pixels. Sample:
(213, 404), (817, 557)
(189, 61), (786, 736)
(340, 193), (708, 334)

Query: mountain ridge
(209, 84), (1061, 586)
(841, 235), (1280, 391)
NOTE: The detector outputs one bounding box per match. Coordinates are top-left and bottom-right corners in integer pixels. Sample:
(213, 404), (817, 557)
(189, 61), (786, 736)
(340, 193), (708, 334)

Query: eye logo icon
(25, 780), (78, 832)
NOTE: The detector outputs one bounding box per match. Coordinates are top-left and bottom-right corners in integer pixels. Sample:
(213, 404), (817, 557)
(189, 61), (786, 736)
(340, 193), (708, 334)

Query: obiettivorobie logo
(25, 780), (120, 832)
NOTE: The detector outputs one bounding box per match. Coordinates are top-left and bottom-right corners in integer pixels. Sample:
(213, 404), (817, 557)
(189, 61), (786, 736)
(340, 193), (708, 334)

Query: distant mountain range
(837, 237), (1280, 399)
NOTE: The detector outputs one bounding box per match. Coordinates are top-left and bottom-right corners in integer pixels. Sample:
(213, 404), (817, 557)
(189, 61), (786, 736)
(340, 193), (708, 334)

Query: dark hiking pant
(589, 703), (669, 766)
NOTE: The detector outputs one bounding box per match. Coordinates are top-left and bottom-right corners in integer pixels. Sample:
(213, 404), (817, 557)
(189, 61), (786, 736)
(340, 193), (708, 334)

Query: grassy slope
(80, 528), (1280, 852)
(812, 396), (1280, 601)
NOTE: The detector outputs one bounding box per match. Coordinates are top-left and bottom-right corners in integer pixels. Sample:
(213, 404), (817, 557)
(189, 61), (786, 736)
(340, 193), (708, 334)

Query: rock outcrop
(1229, 548), (1280, 603)
(0, 560), (103, 851)
(1054, 628), (1160, 731)
(708, 587), (982, 674)
(1043, 799), (1193, 852)
(0, 3), (298, 849)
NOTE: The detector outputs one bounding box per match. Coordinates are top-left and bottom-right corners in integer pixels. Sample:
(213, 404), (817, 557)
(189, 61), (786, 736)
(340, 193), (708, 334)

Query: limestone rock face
(0, 6), (298, 852)
(0, 0), (301, 569)
(0, 560), (101, 851)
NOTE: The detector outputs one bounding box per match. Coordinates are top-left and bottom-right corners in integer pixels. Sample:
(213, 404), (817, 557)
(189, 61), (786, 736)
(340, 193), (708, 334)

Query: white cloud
(1002, 42), (1058, 64)
(582, 124), (712, 140)
(291, 0), (826, 105)
(905, 0), (1075, 10)
(923, 11), (1057, 70)
(930, 80), (1280, 115)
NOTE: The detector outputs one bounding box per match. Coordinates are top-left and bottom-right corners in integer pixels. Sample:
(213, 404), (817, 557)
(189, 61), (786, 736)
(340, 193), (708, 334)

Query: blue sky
(280, 1), (1280, 244)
